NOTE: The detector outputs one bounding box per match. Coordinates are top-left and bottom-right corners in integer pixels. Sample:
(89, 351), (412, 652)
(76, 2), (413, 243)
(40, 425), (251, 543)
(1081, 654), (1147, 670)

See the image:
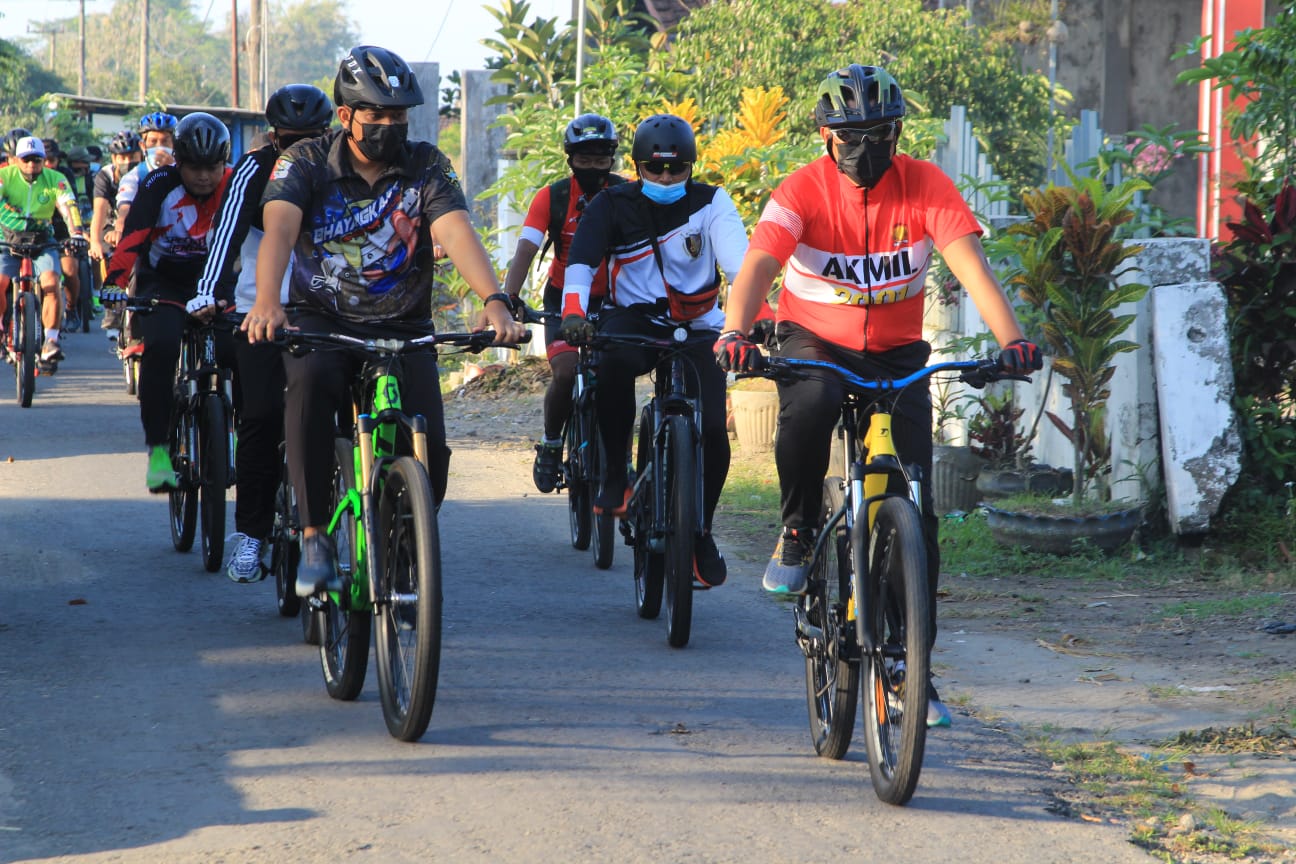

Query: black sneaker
(762, 528), (815, 595)
(532, 440), (562, 493)
(295, 533), (339, 598)
(693, 533), (727, 587)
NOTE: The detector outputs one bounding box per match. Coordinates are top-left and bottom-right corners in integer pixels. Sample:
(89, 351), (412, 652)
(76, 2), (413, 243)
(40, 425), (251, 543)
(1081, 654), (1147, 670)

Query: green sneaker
(146, 445), (178, 493)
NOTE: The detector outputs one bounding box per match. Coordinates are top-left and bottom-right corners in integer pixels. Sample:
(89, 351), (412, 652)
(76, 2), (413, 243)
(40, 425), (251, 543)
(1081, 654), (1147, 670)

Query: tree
(263, 0), (360, 95)
(0, 38), (68, 132)
(670, 0), (1055, 193)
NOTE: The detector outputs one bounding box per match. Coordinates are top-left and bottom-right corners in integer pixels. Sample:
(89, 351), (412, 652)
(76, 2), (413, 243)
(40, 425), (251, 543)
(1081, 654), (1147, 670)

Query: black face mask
(353, 122), (408, 163)
(571, 167), (610, 198)
(835, 139), (894, 189)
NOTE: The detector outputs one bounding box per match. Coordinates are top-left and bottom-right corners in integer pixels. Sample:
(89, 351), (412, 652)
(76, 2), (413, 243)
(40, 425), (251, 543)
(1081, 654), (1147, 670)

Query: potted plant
(982, 171), (1150, 552)
(930, 375), (982, 514)
(968, 385), (1073, 499)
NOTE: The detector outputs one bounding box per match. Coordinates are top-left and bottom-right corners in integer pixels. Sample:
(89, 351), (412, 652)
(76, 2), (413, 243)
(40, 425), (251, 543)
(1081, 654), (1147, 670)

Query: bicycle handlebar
(270, 326), (531, 356)
(746, 355), (1031, 392)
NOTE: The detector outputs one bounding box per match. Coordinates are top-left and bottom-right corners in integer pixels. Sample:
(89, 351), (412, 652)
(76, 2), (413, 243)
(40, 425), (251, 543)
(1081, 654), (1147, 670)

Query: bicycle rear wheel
(123, 355), (138, 395)
(77, 257), (93, 333)
(590, 421), (615, 570)
(14, 291), (37, 408)
(271, 445), (302, 619)
(374, 456), (442, 742)
(663, 416), (695, 649)
(199, 394), (229, 572)
(320, 437), (370, 701)
(860, 497), (930, 806)
(168, 407), (198, 552)
(565, 412), (591, 551)
(632, 407), (663, 619)
(804, 477), (859, 759)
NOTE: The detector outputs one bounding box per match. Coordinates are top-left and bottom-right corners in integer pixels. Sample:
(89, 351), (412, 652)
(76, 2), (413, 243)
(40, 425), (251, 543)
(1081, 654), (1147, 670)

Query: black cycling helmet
(564, 113), (618, 156)
(630, 114), (696, 163)
(173, 112), (231, 165)
(265, 84), (334, 130)
(66, 146), (92, 164)
(4, 128), (32, 156)
(334, 45), (424, 109)
(108, 130), (142, 155)
(814, 65), (906, 129)
(139, 111), (179, 134)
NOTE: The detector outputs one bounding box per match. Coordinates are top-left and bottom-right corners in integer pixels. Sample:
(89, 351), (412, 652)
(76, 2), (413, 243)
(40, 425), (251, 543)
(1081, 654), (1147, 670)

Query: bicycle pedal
(691, 580), (712, 591)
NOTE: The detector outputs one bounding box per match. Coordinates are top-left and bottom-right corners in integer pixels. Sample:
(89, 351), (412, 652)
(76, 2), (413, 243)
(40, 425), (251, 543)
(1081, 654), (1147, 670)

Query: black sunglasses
(832, 123), (898, 146)
(641, 160), (691, 177)
(20, 156), (44, 164)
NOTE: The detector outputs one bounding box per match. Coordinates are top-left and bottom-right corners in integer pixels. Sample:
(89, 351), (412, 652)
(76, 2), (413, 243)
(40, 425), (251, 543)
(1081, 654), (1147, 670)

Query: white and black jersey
(196, 144), (288, 312)
(563, 181), (748, 331)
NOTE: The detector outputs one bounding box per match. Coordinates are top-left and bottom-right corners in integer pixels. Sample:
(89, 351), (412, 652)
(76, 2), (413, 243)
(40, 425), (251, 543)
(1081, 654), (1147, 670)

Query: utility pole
(248, 0), (263, 110)
(230, 0), (240, 108)
(48, 0), (86, 97)
(139, 0), (150, 102)
(27, 23), (64, 70)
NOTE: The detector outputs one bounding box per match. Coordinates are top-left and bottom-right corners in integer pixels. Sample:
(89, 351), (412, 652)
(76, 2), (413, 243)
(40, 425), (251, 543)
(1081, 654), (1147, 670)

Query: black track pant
(233, 338), (284, 540)
(137, 294), (235, 447)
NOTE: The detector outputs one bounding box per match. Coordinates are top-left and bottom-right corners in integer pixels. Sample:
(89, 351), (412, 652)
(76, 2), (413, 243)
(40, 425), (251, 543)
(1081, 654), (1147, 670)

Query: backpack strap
(540, 174), (628, 263)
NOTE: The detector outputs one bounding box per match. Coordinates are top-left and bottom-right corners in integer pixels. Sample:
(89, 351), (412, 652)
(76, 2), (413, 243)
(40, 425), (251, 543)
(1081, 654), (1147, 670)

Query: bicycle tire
(565, 412), (591, 551)
(320, 437), (370, 701)
(124, 355), (138, 396)
(860, 497), (931, 806)
(168, 408), (198, 552)
(374, 456), (442, 742)
(15, 291), (37, 408)
(199, 394), (229, 573)
(590, 422), (615, 570)
(663, 415), (695, 649)
(271, 447), (302, 618)
(633, 406), (663, 619)
(804, 477), (859, 759)
(77, 257), (93, 333)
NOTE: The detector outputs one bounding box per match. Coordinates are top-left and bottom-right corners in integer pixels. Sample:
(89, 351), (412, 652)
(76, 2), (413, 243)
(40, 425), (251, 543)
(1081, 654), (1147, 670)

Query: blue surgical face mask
(641, 178), (687, 205)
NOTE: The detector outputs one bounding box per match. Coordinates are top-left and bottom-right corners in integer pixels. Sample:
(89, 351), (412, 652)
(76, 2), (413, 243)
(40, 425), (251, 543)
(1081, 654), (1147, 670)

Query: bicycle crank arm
(793, 604), (825, 655)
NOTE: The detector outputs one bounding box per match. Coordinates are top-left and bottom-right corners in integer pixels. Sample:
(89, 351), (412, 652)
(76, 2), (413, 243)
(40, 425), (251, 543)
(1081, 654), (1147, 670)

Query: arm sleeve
(115, 168), (140, 209)
(104, 177), (161, 288)
(562, 190), (613, 314)
(197, 153), (265, 303)
(518, 186), (553, 249)
(707, 187), (750, 283)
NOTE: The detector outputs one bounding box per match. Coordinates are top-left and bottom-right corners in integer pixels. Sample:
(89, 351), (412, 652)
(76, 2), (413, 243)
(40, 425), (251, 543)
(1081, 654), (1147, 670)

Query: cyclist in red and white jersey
(501, 113), (625, 494)
(104, 113), (232, 492)
(718, 65), (1041, 726)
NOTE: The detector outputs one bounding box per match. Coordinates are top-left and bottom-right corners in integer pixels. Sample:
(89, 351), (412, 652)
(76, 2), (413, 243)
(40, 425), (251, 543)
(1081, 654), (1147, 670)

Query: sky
(0, 0), (574, 96)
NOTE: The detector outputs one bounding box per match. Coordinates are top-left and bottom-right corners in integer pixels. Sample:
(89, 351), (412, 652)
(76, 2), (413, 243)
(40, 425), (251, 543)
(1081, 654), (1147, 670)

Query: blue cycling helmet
(139, 112), (178, 134)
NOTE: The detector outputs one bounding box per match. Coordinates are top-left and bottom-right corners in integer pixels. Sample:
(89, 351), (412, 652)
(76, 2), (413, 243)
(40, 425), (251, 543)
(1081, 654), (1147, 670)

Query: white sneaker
(225, 533), (266, 584)
(40, 338), (64, 363)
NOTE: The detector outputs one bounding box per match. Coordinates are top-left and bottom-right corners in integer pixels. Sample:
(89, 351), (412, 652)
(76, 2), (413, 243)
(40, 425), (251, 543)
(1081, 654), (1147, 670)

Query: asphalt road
(0, 338), (1156, 863)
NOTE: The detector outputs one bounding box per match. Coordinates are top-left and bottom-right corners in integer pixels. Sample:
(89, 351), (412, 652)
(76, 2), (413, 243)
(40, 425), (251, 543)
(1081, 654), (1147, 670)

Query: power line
(423, 0), (455, 62)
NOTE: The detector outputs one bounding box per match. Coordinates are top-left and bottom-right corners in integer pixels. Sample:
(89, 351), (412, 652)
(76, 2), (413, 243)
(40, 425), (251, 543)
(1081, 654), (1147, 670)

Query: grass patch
(1159, 594), (1285, 620)
(1029, 735), (1284, 861)
(715, 448), (780, 554)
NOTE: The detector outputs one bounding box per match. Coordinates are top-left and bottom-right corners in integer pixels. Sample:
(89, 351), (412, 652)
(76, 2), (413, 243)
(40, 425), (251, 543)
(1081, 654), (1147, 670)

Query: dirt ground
(446, 359), (1296, 861)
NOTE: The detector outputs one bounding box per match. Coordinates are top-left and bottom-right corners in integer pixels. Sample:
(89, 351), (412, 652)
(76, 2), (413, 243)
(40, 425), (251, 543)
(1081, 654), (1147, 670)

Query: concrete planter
(931, 445), (983, 514)
(730, 389), (779, 453)
(975, 465), (1074, 500)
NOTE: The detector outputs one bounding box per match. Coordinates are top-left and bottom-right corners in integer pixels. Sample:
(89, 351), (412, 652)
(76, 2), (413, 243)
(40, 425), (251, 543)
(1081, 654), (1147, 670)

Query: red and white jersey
(751, 153), (981, 352)
(517, 179), (610, 295)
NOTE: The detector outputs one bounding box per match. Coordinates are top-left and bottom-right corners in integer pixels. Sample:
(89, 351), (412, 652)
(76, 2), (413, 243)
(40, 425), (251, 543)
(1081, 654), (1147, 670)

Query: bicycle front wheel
(860, 497), (930, 806)
(15, 291), (38, 407)
(805, 477), (859, 759)
(320, 437), (370, 701)
(199, 394), (229, 572)
(565, 413), (591, 551)
(632, 406), (663, 619)
(168, 407), (198, 552)
(663, 416), (695, 649)
(374, 456), (442, 742)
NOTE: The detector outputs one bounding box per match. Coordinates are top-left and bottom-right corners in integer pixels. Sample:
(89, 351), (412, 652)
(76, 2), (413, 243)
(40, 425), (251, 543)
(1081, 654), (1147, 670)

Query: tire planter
(984, 505), (1142, 555)
(976, 465), (1073, 500)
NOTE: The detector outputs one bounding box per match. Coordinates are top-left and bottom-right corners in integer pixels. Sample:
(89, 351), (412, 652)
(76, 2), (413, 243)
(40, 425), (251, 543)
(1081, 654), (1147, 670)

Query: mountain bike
(521, 306), (615, 569)
(269, 441), (320, 644)
(277, 322), (527, 741)
(0, 233), (58, 407)
(748, 354), (1025, 805)
(604, 319), (716, 649)
(114, 297), (238, 572)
